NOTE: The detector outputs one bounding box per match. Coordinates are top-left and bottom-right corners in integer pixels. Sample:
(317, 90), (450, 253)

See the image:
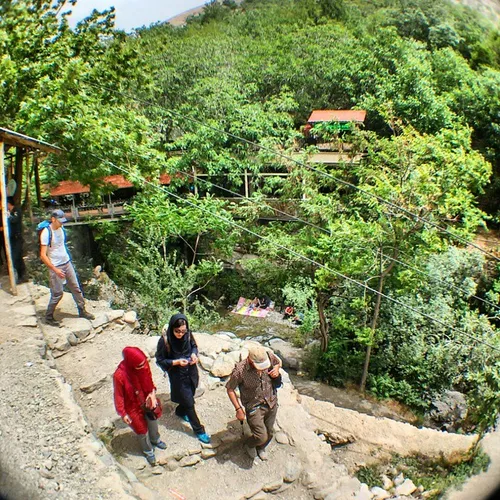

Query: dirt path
(0, 278), (137, 499)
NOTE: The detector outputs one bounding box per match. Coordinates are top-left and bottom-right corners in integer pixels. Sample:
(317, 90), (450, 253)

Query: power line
(97, 155), (500, 354)
(85, 80), (500, 263)
(179, 168), (500, 314)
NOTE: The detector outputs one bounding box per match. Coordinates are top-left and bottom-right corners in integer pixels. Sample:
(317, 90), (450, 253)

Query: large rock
(61, 318), (92, 340)
(199, 355), (215, 371)
(91, 313), (109, 329)
(210, 354), (236, 378)
(123, 310), (137, 324)
(107, 309), (124, 322)
(267, 338), (303, 370)
(371, 487), (390, 500)
(427, 390), (468, 431)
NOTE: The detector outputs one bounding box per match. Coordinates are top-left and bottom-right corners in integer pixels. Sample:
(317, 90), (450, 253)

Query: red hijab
(119, 347), (155, 402)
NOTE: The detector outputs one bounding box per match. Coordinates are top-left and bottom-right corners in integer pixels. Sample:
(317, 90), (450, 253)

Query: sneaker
(144, 452), (156, 466)
(152, 440), (167, 450)
(257, 449), (269, 461)
(45, 316), (60, 327)
(177, 414), (189, 423)
(245, 445), (257, 459)
(78, 309), (95, 320)
(196, 432), (211, 444)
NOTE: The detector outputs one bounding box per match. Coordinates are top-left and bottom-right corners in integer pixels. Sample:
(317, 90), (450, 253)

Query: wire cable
(97, 155), (500, 353)
(179, 168), (500, 313)
(85, 80), (500, 262)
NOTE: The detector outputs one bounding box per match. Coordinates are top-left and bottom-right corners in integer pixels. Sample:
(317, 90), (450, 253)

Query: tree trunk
(317, 293), (329, 352)
(359, 251), (397, 392)
(359, 275), (384, 392)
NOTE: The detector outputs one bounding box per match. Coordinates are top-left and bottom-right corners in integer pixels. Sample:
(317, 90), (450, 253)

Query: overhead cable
(85, 80), (500, 262)
(97, 156), (500, 354)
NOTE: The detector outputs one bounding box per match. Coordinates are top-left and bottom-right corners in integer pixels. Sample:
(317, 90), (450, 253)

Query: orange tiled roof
(49, 180), (90, 196)
(49, 174), (171, 196)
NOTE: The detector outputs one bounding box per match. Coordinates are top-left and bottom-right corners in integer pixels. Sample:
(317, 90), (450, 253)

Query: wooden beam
(14, 146), (24, 206)
(34, 153), (42, 207)
(0, 141), (18, 295)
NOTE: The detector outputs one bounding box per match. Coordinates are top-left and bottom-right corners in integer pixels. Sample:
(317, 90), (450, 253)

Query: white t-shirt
(40, 227), (70, 267)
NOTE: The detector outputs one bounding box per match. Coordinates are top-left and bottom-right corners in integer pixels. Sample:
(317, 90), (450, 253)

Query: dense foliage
(3, 0), (500, 427)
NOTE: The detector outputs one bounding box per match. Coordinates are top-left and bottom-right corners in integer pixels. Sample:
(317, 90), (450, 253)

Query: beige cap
(247, 344), (271, 371)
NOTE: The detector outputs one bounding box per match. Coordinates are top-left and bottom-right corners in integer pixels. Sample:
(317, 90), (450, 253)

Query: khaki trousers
(246, 403), (278, 451)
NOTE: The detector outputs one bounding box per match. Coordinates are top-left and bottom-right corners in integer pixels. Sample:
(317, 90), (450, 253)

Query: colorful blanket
(231, 297), (274, 317)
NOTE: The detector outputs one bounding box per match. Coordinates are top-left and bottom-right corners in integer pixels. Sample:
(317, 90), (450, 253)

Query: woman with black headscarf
(156, 313), (211, 444)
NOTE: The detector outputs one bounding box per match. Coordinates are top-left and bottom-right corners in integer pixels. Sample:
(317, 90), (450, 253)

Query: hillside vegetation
(2, 0), (500, 427)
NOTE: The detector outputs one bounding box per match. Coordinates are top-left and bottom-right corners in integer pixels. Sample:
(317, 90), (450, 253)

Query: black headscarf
(164, 313), (192, 358)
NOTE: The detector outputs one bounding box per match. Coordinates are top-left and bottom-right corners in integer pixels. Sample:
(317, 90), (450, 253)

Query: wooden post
(24, 152), (33, 221)
(34, 152), (42, 207)
(14, 146), (23, 206)
(0, 141), (18, 295)
(244, 169), (249, 198)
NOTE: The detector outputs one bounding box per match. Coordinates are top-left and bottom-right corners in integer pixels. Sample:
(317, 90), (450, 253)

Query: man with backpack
(39, 209), (94, 327)
(226, 344), (282, 462)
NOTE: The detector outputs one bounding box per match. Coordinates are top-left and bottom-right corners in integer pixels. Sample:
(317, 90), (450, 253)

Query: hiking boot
(78, 308), (95, 320)
(245, 445), (257, 459)
(45, 316), (60, 327)
(196, 432), (211, 444)
(152, 440), (167, 450)
(257, 449), (269, 461)
(144, 451), (156, 466)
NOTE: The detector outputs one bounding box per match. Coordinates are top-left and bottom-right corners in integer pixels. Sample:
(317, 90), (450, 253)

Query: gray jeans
(137, 418), (161, 455)
(46, 261), (85, 318)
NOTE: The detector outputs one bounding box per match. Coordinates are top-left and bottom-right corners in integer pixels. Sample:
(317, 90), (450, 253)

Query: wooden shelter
(0, 127), (62, 295)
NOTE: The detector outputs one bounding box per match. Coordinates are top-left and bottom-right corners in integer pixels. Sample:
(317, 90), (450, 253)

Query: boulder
(199, 355), (215, 371)
(356, 483), (373, 500)
(267, 338), (302, 370)
(371, 487), (390, 500)
(61, 318), (92, 340)
(395, 479), (416, 496)
(80, 375), (108, 394)
(381, 475), (393, 491)
(91, 313), (109, 329)
(262, 479), (283, 492)
(179, 454), (201, 467)
(107, 309), (125, 321)
(226, 350), (242, 363)
(427, 390), (468, 431)
(123, 311), (137, 324)
(67, 332), (78, 346)
(210, 354), (236, 378)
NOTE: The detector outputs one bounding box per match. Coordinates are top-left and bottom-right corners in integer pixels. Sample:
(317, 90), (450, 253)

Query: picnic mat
(231, 297), (274, 317)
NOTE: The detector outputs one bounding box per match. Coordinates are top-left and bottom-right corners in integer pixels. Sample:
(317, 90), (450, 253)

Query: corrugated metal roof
(307, 110), (366, 123)
(0, 127), (62, 154)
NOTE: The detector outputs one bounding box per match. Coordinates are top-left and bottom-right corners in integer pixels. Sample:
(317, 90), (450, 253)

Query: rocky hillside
(0, 282), (491, 500)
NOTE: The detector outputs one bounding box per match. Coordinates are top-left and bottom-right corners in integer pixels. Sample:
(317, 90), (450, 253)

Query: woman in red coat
(113, 347), (166, 465)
